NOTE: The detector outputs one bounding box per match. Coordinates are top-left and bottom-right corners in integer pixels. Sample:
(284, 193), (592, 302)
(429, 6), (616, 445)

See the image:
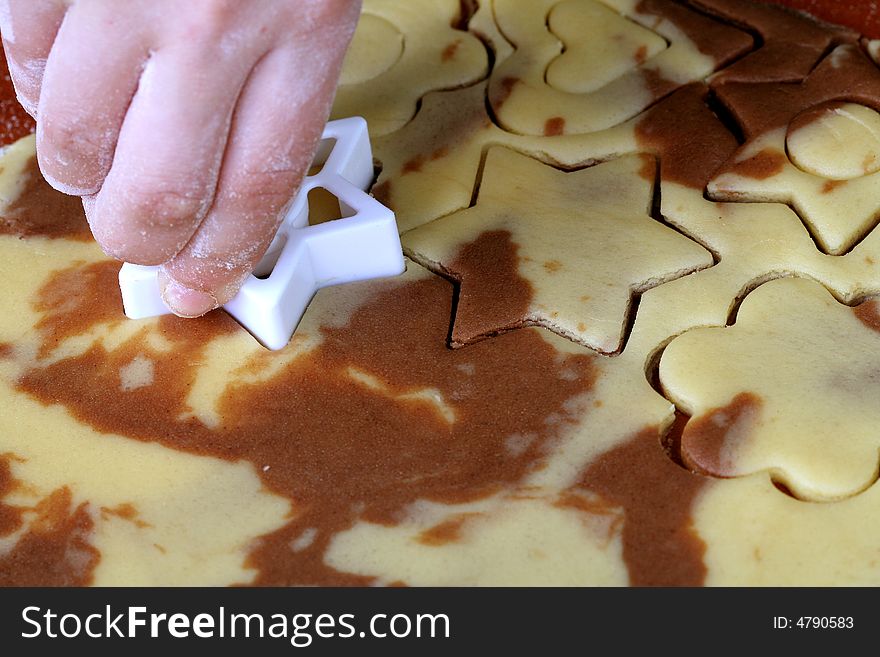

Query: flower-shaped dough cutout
(404, 147), (713, 353)
(331, 0), (488, 136)
(708, 45), (880, 255)
(487, 0), (751, 135)
(660, 277), (880, 502)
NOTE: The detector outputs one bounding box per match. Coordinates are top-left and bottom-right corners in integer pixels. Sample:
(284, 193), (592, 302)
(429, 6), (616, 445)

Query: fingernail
(213, 276), (249, 306)
(160, 278), (218, 318)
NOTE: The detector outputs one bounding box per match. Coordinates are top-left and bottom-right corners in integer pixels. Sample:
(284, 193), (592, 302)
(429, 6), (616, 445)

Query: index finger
(160, 37), (355, 316)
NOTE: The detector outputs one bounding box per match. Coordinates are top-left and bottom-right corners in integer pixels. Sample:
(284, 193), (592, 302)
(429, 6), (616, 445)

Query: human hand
(0, 0), (361, 316)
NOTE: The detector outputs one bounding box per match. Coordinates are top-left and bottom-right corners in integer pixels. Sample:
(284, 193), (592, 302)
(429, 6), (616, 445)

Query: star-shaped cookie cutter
(118, 117), (405, 349)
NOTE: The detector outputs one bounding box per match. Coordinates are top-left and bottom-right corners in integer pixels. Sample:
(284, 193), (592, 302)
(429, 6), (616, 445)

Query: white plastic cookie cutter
(118, 116), (405, 350)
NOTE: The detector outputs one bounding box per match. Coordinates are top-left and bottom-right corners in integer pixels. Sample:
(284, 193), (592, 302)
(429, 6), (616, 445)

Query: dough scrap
(331, 0), (489, 137)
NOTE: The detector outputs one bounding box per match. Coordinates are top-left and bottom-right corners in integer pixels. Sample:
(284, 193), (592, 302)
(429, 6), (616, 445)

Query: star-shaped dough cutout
(708, 45), (880, 255)
(660, 277), (880, 502)
(403, 147), (713, 353)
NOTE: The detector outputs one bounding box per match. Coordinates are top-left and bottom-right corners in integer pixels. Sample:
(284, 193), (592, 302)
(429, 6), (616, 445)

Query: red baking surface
(765, 0), (880, 38)
(0, 54), (35, 147)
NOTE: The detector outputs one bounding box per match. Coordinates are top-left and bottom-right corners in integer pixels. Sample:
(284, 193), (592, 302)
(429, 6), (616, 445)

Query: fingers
(160, 40), (351, 317)
(36, 2), (150, 195)
(0, 0), (67, 115)
(85, 40), (255, 265)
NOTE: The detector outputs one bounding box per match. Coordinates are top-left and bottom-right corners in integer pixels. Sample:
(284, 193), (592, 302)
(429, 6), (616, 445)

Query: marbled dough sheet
(3, 0), (880, 586)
